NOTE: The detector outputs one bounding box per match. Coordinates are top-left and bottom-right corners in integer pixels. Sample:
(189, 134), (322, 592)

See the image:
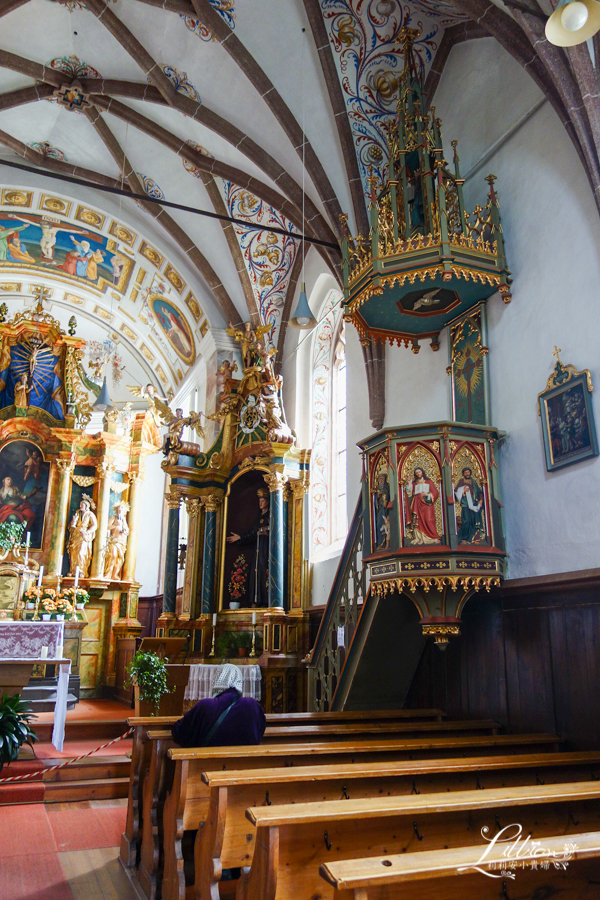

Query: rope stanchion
(0, 725), (134, 784)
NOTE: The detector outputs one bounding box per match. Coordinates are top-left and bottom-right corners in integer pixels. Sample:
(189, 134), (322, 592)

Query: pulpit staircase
(307, 496), (427, 711)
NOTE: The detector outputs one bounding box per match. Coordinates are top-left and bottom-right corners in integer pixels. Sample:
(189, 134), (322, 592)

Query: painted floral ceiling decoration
(0, 0), (596, 374)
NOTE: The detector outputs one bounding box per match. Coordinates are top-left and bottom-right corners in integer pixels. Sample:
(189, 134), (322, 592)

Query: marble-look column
(289, 477), (310, 610)
(122, 468), (145, 582)
(265, 471), (287, 609)
(91, 461), (116, 578)
(163, 493), (181, 616)
(48, 456), (75, 575)
(181, 497), (202, 619)
(200, 495), (220, 615)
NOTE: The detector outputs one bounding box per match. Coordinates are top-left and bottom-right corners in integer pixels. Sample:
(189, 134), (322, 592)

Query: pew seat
(319, 831), (600, 899)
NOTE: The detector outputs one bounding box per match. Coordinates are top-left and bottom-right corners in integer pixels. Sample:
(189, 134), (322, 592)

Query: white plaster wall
(135, 452), (167, 595)
(415, 37), (600, 578)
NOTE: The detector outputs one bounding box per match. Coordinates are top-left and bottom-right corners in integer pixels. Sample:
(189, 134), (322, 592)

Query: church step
(44, 776), (130, 803)
(23, 688), (78, 713)
(32, 717), (131, 743)
(42, 756), (131, 783)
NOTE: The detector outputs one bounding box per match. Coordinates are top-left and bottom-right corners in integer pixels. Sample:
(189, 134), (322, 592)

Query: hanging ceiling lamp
(545, 0), (600, 45)
(290, 282), (317, 329)
(93, 375), (114, 412)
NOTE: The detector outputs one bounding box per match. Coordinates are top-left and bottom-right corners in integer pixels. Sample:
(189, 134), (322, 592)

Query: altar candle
(252, 611), (257, 625)
(74, 566), (80, 588)
(212, 613), (217, 627)
(37, 565), (44, 587)
(25, 532), (30, 547)
(40, 646), (48, 659)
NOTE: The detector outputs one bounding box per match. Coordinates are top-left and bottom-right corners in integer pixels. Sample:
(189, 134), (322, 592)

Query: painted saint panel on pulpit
(451, 443), (491, 546)
(398, 443), (445, 547)
(0, 440), (50, 549)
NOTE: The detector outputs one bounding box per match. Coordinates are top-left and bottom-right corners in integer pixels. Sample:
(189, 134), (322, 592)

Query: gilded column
(163, 493), (181, 616)
(181, 497), (202, 619)
(200, 495), (220, 615)
(289, 477), (309, 610)
(265, 471), (287, 609)
(91, 461), (116, 578)
(122, 468), (145, 583)
(48, 456), (75, 575)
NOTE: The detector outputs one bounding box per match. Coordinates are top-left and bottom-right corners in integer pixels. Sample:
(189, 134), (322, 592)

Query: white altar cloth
(184, 664), (261, 703)
(0, 621), (71, 752)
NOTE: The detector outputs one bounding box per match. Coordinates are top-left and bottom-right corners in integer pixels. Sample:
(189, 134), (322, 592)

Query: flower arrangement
(55, 596), (75, 617)
(228, 554), (248, 601)
(60, 586), (90, 607)
(39, 590), (58, 614)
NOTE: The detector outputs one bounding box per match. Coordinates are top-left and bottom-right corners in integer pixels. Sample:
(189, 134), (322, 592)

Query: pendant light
(93, 375), (114, 412)
(290, 27), (316, 331)
(545, 0), (600, 45)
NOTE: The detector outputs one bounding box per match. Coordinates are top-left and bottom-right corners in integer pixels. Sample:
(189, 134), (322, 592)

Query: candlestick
(209, 624), (216, 657)
(37, 565), (44, 587)
(74, 566), (80, 588)
(249, 622), (258, 658)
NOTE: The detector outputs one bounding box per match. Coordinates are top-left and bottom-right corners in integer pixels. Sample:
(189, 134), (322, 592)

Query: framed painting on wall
(538, 350), (598, 471)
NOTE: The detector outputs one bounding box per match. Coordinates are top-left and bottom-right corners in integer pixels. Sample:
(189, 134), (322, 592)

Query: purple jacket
(171, 688), (266, 748)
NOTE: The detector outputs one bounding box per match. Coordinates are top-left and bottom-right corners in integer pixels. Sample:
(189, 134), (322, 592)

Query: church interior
(1, 0), (600, 897)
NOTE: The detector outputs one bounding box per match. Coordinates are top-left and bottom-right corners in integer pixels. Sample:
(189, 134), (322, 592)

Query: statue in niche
(404, 467), (441, 545)
(226, 487), (270, 607)
(226, 320), (272, 370)
(454, 467), (486, 544)
(14, 373), (29, 410)
(103, 500), (130, 580)
(373, 472), (391, 550)
(67, 494), (98, 578)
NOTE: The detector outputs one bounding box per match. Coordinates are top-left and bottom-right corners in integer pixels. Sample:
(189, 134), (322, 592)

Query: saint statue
(14, 373), (29, 409)
(67, 495), (98, 578)
(103, 501), (130, 580)
(226, 487), (270, 607)
(373, 473), (391, 550)
(454, 467), (485, 544)
(226, 320), (271, 370)
(404, 467), (441, 545)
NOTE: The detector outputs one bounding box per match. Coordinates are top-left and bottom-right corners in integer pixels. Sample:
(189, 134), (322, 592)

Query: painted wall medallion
(538, 347), (598, 471)
(150, 295), (195, 366)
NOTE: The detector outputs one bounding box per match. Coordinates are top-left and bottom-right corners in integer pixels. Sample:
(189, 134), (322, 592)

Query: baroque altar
(0, 299), (159, 697)
(158, 346), (311, 713)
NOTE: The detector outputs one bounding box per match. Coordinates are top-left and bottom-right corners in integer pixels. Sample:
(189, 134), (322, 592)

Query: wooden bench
(238, 782), (600, 900)
(121, 717), (498, 869)
(319, 832), (600, 899)
(158, 750), (600, 900)
(136, 731), (560, 899)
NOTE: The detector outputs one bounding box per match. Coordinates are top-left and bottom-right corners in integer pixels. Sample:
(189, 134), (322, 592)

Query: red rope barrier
(0, 726), (134, 783)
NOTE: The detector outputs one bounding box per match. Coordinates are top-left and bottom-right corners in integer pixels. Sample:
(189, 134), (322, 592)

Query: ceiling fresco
(0, 0), (596, 386)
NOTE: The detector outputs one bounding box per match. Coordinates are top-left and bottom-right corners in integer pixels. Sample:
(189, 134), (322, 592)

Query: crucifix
(552, 345), (562, 364)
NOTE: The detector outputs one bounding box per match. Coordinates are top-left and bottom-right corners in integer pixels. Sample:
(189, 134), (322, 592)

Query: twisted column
(122, 467), (145, 582)
(265, 471), (287, 609)
(48, 456), (75, 575)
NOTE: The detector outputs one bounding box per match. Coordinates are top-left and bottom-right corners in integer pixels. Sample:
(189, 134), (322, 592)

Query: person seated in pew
(171, 663), (266, 748)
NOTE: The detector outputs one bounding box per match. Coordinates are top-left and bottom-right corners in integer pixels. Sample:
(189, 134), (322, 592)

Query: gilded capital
(290, 477), (309, 499)
(202, 494), (221, 513)
(98, 461), (117, 478)
(185, 497), (202, 516)
(264, 470), (287, 493)
(165, 493), (181, 511)
(129, 468), (146, 485)
(56, 457), (75, 475)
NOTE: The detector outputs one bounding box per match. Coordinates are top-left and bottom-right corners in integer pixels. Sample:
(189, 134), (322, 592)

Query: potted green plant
(236, 631), (253, 658)
(0, 693), (37, 770)
(125, 650), (173, 716)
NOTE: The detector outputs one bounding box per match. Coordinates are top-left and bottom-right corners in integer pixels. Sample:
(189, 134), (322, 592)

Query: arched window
(310, 291), (347, 557)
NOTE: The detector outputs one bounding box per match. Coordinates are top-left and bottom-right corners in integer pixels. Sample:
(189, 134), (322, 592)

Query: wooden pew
(120, 714), (489, 869)
(139, 731), (560, 899)
(158, 750), (600, 900)
(238, 782), (600, 900)
(319, 832), (600, 900)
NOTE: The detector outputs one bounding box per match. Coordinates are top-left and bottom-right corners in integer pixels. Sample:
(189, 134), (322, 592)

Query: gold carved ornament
(202, 494), (221, 513)
(264, 470), (287, 492)
(371, 574), (501, 596)
(64, 346), (93, 427)
(184, 497), (202, 517)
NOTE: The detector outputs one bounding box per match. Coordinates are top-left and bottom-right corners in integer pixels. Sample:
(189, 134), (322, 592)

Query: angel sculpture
(163, 407), (205, 455)
(226, 320), (272, 370)
(127, 383), (174, 448)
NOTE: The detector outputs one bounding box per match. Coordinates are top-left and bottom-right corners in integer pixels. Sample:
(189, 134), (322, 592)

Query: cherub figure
(163, 407), (205, 454)
(216, 359), (239, 407)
